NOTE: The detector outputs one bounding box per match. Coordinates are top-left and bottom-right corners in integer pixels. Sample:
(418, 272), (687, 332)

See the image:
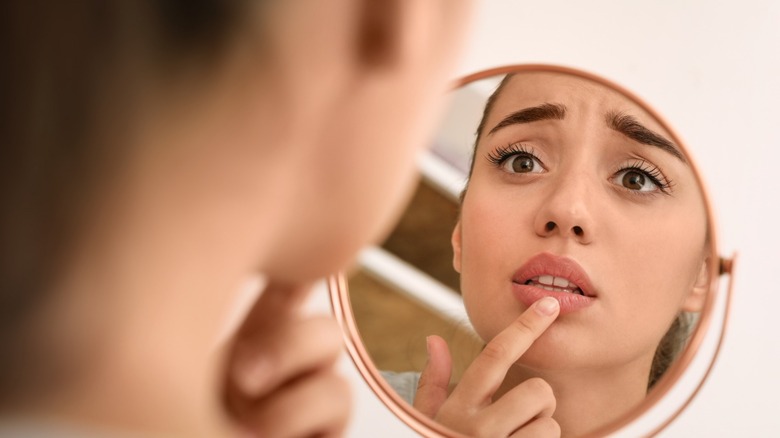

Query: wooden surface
(350, 177), (482, 387)
(348, 270), (482, 383)
(381, 180), (462, 293)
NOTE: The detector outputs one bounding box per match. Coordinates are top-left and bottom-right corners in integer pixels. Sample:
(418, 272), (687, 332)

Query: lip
(511, 252), (597, 315)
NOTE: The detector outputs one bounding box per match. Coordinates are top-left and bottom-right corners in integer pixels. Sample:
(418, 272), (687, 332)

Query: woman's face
(453, 72), (709, 371)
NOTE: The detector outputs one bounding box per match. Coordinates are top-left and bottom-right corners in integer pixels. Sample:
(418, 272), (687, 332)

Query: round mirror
(329, 65), (733, 437)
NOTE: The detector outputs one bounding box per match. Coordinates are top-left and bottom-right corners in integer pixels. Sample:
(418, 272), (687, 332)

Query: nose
(533, 177), (595, 245)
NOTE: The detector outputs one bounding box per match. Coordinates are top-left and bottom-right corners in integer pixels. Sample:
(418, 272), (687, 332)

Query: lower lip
(511, 282), (596, 315)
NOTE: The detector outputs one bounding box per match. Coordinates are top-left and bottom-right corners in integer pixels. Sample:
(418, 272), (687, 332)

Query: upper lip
(512, 252), (597, 297)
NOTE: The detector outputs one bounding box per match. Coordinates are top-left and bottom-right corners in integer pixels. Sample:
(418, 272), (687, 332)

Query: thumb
(413, 335), (452, 418)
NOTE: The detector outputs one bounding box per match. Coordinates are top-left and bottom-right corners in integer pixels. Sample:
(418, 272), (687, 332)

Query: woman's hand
(224, 282), (351, 437)
(414, 297), (561, 438)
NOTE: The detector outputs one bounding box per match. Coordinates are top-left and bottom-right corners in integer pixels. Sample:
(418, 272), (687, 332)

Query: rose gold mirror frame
(328, 64), (736, 438)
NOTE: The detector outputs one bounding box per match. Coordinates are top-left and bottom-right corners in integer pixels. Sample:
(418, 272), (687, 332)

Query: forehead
(486, 72), (672, 138)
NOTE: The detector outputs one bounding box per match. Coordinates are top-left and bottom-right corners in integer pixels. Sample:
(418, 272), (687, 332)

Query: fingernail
(236, 357), (272, 396)
(425, 336), (432, 359)
(535, 297), (559, 316)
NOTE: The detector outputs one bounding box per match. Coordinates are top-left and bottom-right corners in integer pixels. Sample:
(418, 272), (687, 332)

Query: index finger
(239, 280), (314, 334)
(453, 297), (560, 403)
(226, 281), (317, 396)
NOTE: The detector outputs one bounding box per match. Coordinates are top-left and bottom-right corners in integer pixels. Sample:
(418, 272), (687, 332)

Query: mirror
(330, 65), (733, 437)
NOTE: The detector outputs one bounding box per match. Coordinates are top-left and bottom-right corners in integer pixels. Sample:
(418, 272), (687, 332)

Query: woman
(413, 71), (711, 437)
(0, 1), (471, 436)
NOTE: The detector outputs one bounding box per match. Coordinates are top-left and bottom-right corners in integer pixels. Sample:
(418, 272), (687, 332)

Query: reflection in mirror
(342, 66), (718, 437)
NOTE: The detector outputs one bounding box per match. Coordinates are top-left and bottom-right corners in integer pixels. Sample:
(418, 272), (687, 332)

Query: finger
(478, 377), (556, 436)
(239, 281), (314, 334)
(453, 297), (559, 403)
(238, 369), (352, 438)
(413, 335), (452, 417)
(231, 316), (344, 397)
(509, 417), (561, 438)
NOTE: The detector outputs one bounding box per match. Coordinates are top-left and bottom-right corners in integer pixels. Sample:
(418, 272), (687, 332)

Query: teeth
(525, 276), (584, 295)
(538, 275), (554, 286)
(536, 275), (573, 288)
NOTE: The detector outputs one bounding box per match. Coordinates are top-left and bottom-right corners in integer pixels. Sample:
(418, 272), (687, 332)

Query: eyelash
(486, 143), (541, 167)
(485, 143), (674, 195)
(616, 159), (674, 195)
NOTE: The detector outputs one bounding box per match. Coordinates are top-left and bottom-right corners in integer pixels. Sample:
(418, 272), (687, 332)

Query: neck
(21, 334), (235, 437)
(4, 62), (301, 436)
(498, 356), (652, 438)
(7, 269), (258, 437)
(6, 169), (282, 436)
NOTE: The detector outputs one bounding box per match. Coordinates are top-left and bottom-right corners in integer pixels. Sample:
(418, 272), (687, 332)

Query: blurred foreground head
(0, 0), (470, 430)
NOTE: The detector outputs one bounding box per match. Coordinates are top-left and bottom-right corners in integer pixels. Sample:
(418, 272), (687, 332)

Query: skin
(416, 298), (562, 438)
(417, 72), (710, 437)
(14, 1), (472, 437)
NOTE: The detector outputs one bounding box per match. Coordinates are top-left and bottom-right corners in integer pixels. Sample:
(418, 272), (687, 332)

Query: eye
(503, 154), (544, 174)
(486, 143), (545, 174)
(613, 169), (658, 191)
(610, 160), (672, 194)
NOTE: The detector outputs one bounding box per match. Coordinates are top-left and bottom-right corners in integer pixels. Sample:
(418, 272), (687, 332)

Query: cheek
(605, 202), (707, 337)
(458, 185), (537, 342)
(299, 120), (423, 247)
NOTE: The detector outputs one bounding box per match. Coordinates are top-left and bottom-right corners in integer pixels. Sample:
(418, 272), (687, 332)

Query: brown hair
(462, 73), (694, 390)
(0, 0), (255, 404)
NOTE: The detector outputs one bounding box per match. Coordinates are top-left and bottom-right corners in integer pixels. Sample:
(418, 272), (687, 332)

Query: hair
(462, 73), (695, 390)
(0, 0), (257, 405)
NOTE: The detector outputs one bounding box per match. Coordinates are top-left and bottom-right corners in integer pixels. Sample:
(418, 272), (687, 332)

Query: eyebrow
(486, 102), (686, 163)
(487, 103), (566, 136)
(606, 111), (686, 162)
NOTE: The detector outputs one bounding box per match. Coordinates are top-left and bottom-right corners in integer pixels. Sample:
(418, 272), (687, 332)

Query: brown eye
(512, 156), (534, 172)
(622, 170), (645, 190)
(612, 169), (659, 192)
(503, 154), (543, 174)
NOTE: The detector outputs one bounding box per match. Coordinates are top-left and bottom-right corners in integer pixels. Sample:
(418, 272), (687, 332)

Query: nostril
(545, 221), (556, 232)
(573, 226), (584, 236)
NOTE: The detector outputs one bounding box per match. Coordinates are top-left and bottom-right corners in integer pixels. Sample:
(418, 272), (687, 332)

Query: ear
(355, 0), (471, 70)
(356, 0), (401, 67)
(682, 256), (710, 312)
(451, 220), (462, 274)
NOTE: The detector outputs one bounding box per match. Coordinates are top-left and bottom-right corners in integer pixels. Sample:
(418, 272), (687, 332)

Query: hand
(224, 282), (351, 437)
(414, 297), (561, 438)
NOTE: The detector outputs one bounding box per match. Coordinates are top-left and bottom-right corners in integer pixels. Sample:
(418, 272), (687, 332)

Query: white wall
(322, 1), (780, 436)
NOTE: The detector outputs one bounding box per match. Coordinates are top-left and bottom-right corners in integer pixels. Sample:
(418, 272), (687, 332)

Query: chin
(509, 322), (607, 372)
(515, 338), (589, 372)
(266, 232), (366, 284)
